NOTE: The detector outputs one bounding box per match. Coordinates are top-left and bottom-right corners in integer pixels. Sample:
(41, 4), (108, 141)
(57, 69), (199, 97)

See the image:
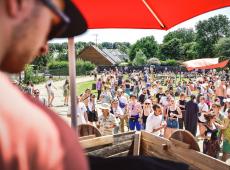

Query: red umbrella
(72, 0), (230, 30)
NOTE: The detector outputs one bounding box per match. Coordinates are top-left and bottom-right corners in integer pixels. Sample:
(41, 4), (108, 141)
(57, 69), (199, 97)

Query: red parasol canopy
(72, 0), (230, 30)
(182, 58), (229, 71)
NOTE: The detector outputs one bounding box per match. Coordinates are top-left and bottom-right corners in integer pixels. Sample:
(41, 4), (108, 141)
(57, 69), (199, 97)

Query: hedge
(48, 59), (96, 76)
(160, 59), (178, 66)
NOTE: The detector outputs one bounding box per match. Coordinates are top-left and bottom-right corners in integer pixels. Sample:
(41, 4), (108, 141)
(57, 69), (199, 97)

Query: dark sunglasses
(40, 0), (70, 39)
(145, 103), (150, 105)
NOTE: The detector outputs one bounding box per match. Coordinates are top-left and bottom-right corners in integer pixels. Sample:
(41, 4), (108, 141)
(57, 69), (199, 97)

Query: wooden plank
(113, 131), (135, 144)
(88, 140), (133, 157)
(169, 138), (190, 149)
(140, 131), (230, 170)
(107, 150), (129, 158)
(80, 135), (113, 149)
(79, 135), (96, 141)
(133, 132), (141, 156)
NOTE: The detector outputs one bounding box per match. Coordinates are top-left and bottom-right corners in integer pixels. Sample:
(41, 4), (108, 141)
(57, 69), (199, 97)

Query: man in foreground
(0, 0), (88, 169)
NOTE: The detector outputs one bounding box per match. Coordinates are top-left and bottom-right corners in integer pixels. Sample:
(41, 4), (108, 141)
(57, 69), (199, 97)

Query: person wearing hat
(97, 103), (118, 136)
(110, 98), (124, 133)
(0, 0), (88, 169)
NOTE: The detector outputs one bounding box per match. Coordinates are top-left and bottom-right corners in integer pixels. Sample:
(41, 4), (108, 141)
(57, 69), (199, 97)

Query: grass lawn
(76, 80), (97, 95)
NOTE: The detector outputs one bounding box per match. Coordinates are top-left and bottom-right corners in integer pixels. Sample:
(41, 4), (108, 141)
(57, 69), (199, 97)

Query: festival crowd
(21, 67), (230, 161)
(74, 68), (230, 161)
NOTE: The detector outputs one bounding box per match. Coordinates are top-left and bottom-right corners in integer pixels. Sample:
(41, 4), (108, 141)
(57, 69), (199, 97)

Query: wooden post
(68, 37), (77, 129)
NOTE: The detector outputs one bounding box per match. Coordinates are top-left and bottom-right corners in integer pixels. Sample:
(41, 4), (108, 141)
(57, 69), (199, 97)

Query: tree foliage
(196, 14), (230, 58)
(163, 28), (195, 44)
(160, 38), (183, 60)
(214, 37), (230, 59)
(132, 50), (147, 66)
(129, 36), (158, 61)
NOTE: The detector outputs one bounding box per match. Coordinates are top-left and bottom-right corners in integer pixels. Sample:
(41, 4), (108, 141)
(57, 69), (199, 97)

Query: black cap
(49, 0), (87, 39)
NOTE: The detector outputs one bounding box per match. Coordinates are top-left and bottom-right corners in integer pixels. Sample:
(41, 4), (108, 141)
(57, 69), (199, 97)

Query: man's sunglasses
(40, 0), (70, 39)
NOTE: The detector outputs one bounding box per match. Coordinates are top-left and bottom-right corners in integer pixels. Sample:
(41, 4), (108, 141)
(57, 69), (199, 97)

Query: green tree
(163, 28), (195, 44)
(196, 14), (230, 58)
(214, 37), (230, 59)
(132, 50), (147, 66)
(129, 36), (158, 61)
(160, 38), (183, 60)
(181, 42), (199, 60)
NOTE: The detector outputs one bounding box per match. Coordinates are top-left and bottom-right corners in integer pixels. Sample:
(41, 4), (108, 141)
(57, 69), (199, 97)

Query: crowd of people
(75, 68), (230, 161)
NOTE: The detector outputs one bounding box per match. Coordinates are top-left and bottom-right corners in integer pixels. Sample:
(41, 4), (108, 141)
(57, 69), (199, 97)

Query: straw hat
(100, 103), (110, 110)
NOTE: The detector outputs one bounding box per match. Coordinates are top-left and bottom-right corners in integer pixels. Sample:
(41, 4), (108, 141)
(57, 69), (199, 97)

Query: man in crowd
(97, 103), (118, 135)
(185, 95), (199, 136)
(110, 98), (124, 134)
(146, 104), (166, 136)
(215, 79), (227, 106)
(0, 0), (88, 169)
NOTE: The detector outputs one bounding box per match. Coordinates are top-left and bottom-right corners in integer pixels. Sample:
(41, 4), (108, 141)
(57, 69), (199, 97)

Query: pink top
(0, 72), (88, 170)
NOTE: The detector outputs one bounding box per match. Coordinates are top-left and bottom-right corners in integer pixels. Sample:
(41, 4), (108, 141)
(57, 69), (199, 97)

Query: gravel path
(34, 75), (94, 125)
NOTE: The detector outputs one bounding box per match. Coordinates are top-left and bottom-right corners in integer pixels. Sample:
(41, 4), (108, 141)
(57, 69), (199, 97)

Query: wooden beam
(79, 135), (96, 141)
(140, 131), (230, 170)
(80, 135), (113, 149)
(133, 132), (141, 156)
(107, 151), (129, 158)
(88, 140), (133, 157)
(169, 138), (190, 149)
(68, 37), (77, 129)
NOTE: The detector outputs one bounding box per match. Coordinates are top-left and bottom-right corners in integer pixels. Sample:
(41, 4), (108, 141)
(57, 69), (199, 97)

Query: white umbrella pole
(68, 37), (77, 129)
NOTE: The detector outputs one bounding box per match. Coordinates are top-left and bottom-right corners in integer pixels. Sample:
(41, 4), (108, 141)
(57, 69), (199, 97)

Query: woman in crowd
(202, 113), (220, 158)
(222, 109), (230, 162)
(198, 96), (209, 138)
(45, 75), (57, 107)
(63, 79), (70, 106)
(177, 92), (187, 129)
(127, 94), (142, 131)
(96, 78), (102, 100)
(141, 99), (152, 129)
(87, 94), (98, 125)
(164, 98), (182, 139)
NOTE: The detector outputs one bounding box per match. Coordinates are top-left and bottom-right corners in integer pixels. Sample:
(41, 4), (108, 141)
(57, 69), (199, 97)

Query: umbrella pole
(68, 37), (77, 129)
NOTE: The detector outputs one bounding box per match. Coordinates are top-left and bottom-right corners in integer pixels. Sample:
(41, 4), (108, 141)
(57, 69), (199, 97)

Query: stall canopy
(72, 0), (230, 30)
(182, 58), (229, 71)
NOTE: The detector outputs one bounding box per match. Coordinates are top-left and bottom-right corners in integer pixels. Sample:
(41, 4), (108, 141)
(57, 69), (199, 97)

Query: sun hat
(100, 103), (111, 110)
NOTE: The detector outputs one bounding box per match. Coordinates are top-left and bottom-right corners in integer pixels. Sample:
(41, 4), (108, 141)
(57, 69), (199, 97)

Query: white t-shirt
(111, 106), (124, 117)
(46, 80), (54, 91)
(145, 112), (163, 136)
(198, 103), (209, 122)
(160, 96), (168, 107)
(76, 102), (87, 125)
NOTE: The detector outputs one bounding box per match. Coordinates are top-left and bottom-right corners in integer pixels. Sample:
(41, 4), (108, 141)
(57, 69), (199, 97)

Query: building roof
(78, 45), (128, 66)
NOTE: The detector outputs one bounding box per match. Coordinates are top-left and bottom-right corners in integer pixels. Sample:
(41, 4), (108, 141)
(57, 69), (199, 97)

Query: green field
(76, 80), (97, 95)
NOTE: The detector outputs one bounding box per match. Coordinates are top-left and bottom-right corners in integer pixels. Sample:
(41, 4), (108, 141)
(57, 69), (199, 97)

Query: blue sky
(51, 7), (230, 44)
